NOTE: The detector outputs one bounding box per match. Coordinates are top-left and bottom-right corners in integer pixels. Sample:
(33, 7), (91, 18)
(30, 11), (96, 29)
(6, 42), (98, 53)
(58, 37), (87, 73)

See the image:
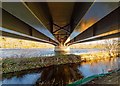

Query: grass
(80, 51), (119, 61)
(2, 54), (81, 74)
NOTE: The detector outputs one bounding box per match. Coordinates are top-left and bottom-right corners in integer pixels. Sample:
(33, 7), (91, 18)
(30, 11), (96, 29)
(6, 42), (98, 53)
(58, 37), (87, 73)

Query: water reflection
(2, 73), (40, 85)
(2, 69), (43, 85)
(35, 64), (83, 86)
(79, 57), (120, 77)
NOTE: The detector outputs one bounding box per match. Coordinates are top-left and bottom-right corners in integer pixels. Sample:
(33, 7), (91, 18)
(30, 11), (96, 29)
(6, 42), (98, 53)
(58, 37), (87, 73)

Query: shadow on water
(35, 63), (83, 86)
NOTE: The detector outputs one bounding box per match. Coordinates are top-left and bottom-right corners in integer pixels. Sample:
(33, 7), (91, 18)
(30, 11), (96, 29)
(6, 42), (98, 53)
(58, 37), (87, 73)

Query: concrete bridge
(1, 1), (120, 51)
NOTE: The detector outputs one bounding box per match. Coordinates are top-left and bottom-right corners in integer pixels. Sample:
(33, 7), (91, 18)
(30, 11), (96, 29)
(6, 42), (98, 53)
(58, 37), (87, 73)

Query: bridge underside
(1, 2), (120, 48)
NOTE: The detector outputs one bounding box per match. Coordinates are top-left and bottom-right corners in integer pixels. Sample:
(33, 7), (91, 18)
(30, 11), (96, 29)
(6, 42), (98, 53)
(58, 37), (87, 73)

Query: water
(2, 57), (120, 86)
(0, 48), (100, 58)
(70, 48), (100, 55)
(2, 73), (41, 85)
(0, 48), (55, 58)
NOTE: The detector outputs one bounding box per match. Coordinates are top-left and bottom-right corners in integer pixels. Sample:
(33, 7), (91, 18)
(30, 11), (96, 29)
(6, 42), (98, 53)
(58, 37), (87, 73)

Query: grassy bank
(80, 51), (119, 61)
(2, 54), (81, 74)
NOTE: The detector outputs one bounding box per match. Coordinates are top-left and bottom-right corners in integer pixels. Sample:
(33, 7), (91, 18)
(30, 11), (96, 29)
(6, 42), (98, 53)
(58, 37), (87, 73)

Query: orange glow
(76, 18), (96, 32)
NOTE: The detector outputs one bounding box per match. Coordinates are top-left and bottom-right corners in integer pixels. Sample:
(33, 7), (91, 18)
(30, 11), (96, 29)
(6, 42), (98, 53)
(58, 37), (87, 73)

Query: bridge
(1, 2), (120, 51)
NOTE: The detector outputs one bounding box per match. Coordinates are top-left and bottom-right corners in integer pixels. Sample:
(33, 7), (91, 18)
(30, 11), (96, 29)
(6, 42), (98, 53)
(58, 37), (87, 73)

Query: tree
(103, 38), (119, 57)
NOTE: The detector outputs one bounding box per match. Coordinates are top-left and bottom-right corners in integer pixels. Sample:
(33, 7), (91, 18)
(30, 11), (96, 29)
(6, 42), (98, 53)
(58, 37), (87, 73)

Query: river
(0, 48), (100, 58)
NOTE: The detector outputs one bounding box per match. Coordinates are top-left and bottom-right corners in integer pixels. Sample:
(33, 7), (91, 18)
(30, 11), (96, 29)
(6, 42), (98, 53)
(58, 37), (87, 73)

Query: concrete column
(54, 45), (70, 52)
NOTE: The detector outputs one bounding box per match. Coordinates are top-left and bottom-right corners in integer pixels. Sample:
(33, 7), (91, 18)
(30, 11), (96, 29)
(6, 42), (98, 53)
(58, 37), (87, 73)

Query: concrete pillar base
(54, 46), (70, 52)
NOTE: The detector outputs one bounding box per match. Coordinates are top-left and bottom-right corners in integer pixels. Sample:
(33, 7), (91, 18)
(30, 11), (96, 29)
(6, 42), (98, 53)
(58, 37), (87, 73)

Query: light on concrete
(54, 45), (70, 52)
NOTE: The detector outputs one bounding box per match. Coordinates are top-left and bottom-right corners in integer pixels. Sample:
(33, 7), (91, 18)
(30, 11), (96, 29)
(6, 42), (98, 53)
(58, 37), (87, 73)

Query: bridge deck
(1, 2), (120, 46)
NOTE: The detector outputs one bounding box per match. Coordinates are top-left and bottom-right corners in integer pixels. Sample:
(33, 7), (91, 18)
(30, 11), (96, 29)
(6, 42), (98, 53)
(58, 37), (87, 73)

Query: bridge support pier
(54, 45), (70, 52)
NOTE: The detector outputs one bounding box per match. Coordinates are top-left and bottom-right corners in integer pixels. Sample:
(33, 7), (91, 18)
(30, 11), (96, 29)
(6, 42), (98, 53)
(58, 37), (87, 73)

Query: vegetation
(2, 54), (81, 73)
(0, 36), (54, 48)
(80, 51), (118, 62)
(101, 39), (120, 56)
(70, 38), (120, 57)
(70, 38), (120, 49)
(70, 42), (103, 49)
(88, 69), (120, 85)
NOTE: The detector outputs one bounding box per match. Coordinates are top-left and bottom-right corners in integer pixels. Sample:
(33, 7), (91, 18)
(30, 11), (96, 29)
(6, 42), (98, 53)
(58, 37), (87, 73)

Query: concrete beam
(67, 7), (120, 45)
(24, 2), (53, 31)
(2, 2), (59, 43)
(70, 2), (93, 33)
(0, 29), (57, 46)
(65, 2), (119, 44)
(2, 9), (58, 45)
(68, 32), (120, 46)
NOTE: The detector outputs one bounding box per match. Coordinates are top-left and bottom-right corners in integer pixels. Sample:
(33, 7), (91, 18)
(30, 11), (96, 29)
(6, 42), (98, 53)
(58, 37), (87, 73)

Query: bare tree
(103, 38), (119, 57)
